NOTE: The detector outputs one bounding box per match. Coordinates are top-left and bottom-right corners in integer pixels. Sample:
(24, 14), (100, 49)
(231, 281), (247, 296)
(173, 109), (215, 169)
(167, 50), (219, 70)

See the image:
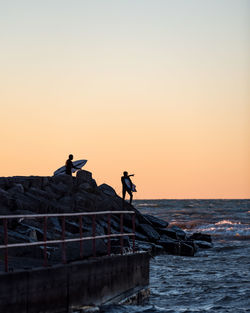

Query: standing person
(121, 171), (135, 205)
(65, 154), (78, 176)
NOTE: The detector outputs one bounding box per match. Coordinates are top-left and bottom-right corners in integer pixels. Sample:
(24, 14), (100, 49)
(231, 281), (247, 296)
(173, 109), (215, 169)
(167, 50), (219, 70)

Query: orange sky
(1, 1), (249, 199)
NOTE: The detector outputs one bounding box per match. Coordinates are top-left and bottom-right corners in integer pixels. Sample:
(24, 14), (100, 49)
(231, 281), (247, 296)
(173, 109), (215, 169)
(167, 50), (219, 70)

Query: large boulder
(7, 184), (24, 195)
(143, 215), (168, 228)
(98, 184), (117, 197)
(138, 224), (160, 242)
(28, 187), (55, 201)
(157, 228), (178, 240)
(158, 237), (179, 254)
(179, 242), (194, 256)
(0, 178), (8, 189)
(170, 226), (187, 240)
(50, 182), (71, 196)
(189, 232), (212, 243)
(135, 240), (164, 255)
(10, 176), (44, 190)
(76, 170), (93, 184)
(158, 237), (194, 256)
(72, 192), (96, 212)
(78, 181), (97, 194)
(0, 188), (15, 209)
(194, 240), (213, 249)
(50, 174), (73, 186)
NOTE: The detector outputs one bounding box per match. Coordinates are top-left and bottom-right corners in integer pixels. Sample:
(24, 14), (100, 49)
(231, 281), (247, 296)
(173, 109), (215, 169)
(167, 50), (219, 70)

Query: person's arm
(128, 174), (134, 177)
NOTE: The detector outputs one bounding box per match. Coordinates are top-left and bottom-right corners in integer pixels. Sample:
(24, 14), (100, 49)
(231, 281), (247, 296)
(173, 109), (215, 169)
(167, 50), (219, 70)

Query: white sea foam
(190, 219), (250, 239)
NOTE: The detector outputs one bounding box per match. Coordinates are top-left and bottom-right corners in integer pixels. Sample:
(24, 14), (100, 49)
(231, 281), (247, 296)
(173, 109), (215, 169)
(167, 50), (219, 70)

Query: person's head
(123, 171), (128, 177)
(69, 154), (73, 160)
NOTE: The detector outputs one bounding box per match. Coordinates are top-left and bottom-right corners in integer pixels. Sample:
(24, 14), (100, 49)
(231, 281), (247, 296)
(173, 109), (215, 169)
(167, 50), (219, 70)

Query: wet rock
(157, 228), (178, 240)
(158, 236), (194, 256)
(144, 214), (168, 228)
(158, 238), (179, 255)
(189, 232), (212, 243)
(135, 240), (155, 252)
(182, 240), (198, 253)
(170, 226), (187, 240)
(138, 224), (160, 242)
(194, 240), (213, 249)
(179, 242), (194, 256)
(135, 232), (148, 242)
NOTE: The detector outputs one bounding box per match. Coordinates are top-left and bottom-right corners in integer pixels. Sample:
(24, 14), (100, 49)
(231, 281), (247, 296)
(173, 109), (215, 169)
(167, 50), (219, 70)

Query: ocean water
(101, 199), (250, 313)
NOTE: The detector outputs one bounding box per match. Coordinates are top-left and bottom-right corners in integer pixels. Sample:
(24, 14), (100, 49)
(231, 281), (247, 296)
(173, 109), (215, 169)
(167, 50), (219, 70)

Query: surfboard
(53, 159), (87, 176)
(124, 178), (137, 192)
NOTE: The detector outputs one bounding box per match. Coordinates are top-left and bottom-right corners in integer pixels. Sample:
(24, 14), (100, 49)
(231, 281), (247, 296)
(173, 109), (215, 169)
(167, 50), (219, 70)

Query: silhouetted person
(121, 171), (134, 205)
(65, 154), (78, 176)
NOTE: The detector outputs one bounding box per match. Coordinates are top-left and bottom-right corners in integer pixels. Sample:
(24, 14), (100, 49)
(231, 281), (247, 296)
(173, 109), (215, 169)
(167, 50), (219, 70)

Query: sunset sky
(1, 0), (249, 199)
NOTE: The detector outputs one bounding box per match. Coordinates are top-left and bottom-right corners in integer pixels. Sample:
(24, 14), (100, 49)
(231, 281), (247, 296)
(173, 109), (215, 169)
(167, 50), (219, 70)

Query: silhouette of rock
(0, 171), (212, 263)
(138, 224), (160, 242)
(189, 232), (212, 243)
(170, 225), (187, 240)
(144, 215), (168, 228)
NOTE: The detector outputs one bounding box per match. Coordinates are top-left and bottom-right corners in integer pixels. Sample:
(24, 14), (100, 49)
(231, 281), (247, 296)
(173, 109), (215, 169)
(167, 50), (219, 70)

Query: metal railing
(0, 211), (136, 272)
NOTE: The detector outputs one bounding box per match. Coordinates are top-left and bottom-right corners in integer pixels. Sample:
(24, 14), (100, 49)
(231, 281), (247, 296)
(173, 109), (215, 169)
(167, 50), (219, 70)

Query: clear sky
(1, 0), (249, 199)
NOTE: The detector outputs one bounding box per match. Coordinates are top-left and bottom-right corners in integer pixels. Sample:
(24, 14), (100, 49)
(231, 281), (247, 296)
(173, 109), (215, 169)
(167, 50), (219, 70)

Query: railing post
(120, 213), (124, 255)
(92, 214), (96, 257)
(107, 213), (111, 256)
(61, 216), (66, 264)
(132, 213), (135, 253)
(43, 216), (48, 267)
(79, 215), (83, 258)
(4, 219), (8, 272)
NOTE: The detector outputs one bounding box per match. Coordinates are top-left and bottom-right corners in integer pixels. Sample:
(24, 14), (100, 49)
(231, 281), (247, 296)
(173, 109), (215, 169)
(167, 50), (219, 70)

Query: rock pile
(0, 171), (212, 265)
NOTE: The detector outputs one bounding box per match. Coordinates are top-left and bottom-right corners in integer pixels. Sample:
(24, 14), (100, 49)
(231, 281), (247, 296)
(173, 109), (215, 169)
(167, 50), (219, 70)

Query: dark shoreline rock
(0, 171), (212, 264)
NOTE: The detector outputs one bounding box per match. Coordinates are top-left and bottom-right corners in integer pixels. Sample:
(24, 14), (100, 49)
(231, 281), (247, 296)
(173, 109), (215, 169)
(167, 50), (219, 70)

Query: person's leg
(127, 189), (133, 205)
(122, 187), (126, 207)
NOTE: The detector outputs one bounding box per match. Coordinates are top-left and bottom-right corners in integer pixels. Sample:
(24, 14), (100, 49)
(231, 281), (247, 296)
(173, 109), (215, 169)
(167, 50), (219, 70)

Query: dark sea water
(101, 199), (250, 313)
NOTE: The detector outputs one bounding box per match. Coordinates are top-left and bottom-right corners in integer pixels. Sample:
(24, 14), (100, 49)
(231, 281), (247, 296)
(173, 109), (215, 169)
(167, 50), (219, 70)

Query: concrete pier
(0, 252), (150, 313)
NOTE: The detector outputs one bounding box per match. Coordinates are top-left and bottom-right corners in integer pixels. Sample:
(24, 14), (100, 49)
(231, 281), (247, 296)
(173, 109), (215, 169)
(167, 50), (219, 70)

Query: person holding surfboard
(121, 171), (136, 205)
(65, 154), (79, 176)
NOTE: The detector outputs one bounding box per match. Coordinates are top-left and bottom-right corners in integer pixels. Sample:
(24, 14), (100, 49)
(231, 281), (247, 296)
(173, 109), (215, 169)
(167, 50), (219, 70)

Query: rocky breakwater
(0, 170), (212, 267)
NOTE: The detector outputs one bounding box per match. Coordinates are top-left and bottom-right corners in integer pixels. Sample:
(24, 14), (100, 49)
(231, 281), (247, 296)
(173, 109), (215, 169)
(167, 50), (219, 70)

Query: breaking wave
(186, 219), (250, 240)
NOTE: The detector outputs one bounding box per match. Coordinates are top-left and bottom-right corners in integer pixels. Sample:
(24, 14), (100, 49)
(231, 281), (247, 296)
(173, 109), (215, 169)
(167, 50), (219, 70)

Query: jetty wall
(0, 252), (150, 313)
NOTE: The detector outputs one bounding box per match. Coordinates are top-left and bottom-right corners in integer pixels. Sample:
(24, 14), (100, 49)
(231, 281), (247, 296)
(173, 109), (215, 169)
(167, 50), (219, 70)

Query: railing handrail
(0, 210), (136, 272)
(0, 233), (134, 250)
(0, 210), (135, 220)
